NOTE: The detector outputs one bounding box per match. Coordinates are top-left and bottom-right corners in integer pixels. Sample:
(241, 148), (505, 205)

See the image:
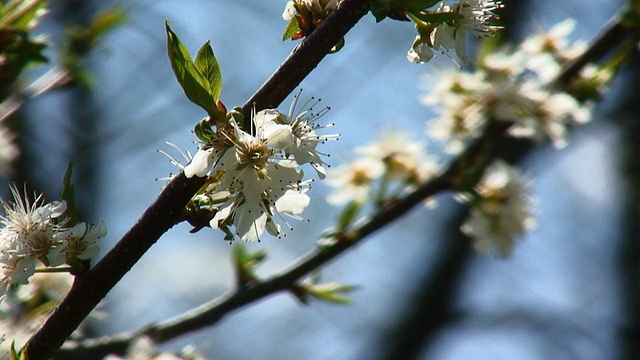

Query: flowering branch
(554, 14), (634, 87)
(23, 2), (636, 359)
(49, 8), (638, 357)
(241, 0), (371, 128)
(56, 122), (534, 360)
(24, 0), (372, 358)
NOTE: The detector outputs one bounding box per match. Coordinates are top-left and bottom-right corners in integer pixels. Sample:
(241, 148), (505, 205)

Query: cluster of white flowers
(459, 160), (535, 258)
(408, 0), (504, 64)
(423, 19), (592, 153)
(327, 130), (438, 206)
(183, 98), (338, 241)
(0, 185), (107, 300)
(0, 272), (73, 355)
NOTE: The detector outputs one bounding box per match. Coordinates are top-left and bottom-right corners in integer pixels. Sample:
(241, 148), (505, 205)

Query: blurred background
(6, 0), (639, 358)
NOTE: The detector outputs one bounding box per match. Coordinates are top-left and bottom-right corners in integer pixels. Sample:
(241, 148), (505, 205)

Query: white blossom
(423, 70), (490, 153)
(50, 220), (108, 265)
(356, 130), (437, 184)
(0, 186), (66, 299)
(461, 161), (535, 258)
(209, 162), (310, 241)
(182, 98), (335, 241)
(327, 157), (384, 205)
(275, 95), (339, 179)
(407, 0), (503, 63)
(407, 35), (436, 63)
(421, 19), (593, 152)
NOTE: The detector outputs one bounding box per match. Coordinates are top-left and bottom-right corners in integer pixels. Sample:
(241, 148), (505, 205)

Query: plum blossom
(460, 161), (535, 258)
(0, 185), (107, 300)
(327, 129), (438, 206)
(182, 99), (336, 241)
(422, 19), (593, 152)
(407, 0), (504, 63)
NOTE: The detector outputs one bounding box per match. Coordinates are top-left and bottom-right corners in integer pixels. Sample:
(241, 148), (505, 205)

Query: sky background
(19, 0), (633, 358)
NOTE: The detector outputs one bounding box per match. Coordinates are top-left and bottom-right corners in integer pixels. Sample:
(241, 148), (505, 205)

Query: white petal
(184, 149), (215, 178)
(275, 190), (310, 215)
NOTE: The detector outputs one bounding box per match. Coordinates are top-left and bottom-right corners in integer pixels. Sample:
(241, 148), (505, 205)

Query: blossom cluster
(326, 130), (438, 207)
(0, 272), (73, 355)
(183, 98), (338, 241)
(407, 0), (504, 64)
(424, 19), (593, 154)
(0, 185), (107, 300)
(459, 160), (535, 258)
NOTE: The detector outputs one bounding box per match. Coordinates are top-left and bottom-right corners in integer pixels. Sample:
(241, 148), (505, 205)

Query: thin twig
(0, 67), (72, 122)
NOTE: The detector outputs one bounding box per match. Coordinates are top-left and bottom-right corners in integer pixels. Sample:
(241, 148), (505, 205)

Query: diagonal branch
(30, 4), (636, 360)
(51, 120), (521, 360)
(53, 10), (637, 359)
(25, 0), (372, 358)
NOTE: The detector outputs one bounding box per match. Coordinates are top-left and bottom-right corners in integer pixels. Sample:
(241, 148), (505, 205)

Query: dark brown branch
(54, 120), (508, 359)
(56, 153), (452, 360)
(26, 0), (372, 358)
(27, 173), (206, 359)
(240, 0), (371, 127)
(31, 4), (635, 360)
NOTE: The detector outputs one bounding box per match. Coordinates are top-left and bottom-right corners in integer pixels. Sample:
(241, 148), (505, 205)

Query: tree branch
(52, 118), (523, 359)
(25, 0), (372, 358)
(28, 3), (635, 360)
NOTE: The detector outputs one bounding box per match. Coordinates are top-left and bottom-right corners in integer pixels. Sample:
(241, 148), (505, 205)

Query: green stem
(35, 267), (73, 274)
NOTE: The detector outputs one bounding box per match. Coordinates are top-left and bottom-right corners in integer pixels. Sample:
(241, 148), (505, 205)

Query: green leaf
(10, 340), (28, 360)
(336, 200), (362, 231)
(305, 282), (357, 304)
(60, 161), (80, 226)
(193, 118), (215, 143)
(233, 243), (268, 269)
(233, 243), (267, 286)
(282, 18), (300, 40)
(195, 40), (223, 103)
(88, 8), (126, 37)
(165, 20), (217, 115)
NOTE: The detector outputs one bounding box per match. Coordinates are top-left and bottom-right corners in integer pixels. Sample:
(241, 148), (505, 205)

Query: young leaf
(282, 18), (301, 40)
(305, 282), (357, 304)
(165, 21), (216, 114)
(60, 161), (80, 226)
(336, 200), (362, 231)
(233, 243), (268, 286)
(195, 40), (222, 103)
(88, 8), (126, 39)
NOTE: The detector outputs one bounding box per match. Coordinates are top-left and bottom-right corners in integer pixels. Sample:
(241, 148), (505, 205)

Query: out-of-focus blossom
(460, 161), (535, 258)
